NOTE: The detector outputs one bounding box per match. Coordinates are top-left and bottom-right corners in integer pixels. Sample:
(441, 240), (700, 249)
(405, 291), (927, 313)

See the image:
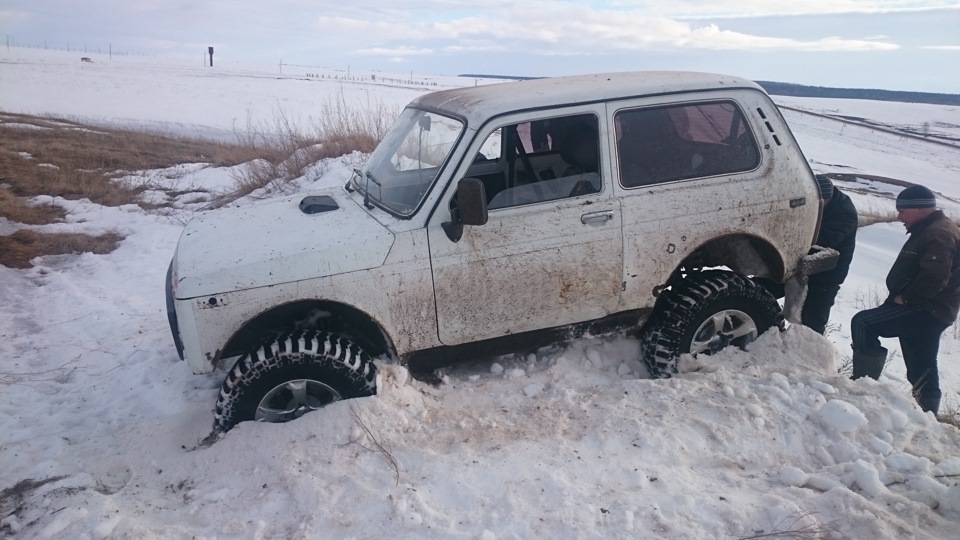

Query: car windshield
(356, 108), (464, 216)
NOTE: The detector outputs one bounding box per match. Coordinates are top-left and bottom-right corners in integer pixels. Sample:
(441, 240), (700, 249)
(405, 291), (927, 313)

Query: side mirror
(442, 178), (488, 242)
(419, 115), (432, 132)
(457, 178), (488, 226)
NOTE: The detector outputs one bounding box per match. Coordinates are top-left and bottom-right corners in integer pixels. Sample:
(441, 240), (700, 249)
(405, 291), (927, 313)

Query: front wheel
(214, 331), (377, 432)
(640, 271), (783, 378)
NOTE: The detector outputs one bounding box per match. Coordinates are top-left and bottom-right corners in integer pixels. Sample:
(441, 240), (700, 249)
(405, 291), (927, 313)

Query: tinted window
(616, 101), (759, 188)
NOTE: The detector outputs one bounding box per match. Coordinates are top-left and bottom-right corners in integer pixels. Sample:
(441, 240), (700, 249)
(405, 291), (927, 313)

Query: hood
(173, 188), (394, 299)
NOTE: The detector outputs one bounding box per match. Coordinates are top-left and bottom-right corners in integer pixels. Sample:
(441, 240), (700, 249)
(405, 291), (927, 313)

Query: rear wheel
(640, 270), (783, 378)
(214, 331), (377, 432)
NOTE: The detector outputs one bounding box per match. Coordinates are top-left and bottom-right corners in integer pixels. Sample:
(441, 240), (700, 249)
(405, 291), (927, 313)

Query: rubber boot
(851, 348), (887, 380)
(914, 389), (941, 415)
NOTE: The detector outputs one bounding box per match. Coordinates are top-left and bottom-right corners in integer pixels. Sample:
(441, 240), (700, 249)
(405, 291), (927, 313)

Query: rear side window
(616, 101), (759, 188)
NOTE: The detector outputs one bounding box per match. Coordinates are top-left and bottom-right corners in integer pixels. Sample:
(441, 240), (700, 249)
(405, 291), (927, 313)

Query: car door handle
(581, 210), (614, 224)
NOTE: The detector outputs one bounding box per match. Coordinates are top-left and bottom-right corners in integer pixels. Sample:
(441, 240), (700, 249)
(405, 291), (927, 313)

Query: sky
(3, 46), (960, 538)
(1, 2), (959, 91)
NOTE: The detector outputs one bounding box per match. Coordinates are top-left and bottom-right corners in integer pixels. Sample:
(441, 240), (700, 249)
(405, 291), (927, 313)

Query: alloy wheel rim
(255, 379), (342, 423)
(690, 309), (758, 354)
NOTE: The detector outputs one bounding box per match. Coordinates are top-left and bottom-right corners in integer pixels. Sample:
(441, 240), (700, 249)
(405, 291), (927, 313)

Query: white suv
(165, 71), (835, 431)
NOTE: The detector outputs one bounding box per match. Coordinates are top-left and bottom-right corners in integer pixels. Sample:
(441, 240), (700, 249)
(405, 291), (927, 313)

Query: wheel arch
(219, 300), (396, 367)
(669, 233), (786, 286)
(641, 269), (784, 378)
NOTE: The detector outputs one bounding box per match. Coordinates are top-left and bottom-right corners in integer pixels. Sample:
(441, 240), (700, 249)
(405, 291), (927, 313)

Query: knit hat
(815, 175), (834, 200)
(896, 185), (936, 209)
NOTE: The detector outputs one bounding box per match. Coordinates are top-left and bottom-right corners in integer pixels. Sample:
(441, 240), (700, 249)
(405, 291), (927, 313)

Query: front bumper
(165, 261), (185, 361)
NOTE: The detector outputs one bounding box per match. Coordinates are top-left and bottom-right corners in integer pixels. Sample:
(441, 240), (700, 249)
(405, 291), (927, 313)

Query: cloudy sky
(2, 1), (958, 92)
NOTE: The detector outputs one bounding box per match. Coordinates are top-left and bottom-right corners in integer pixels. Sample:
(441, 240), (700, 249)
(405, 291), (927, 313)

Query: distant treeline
(756, 81), (960, 106)
(459, 74), (959, 106)
(460, 74), (537, 81)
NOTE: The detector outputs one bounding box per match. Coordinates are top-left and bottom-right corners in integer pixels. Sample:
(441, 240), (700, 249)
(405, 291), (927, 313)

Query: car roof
(411, 71), (765, 125)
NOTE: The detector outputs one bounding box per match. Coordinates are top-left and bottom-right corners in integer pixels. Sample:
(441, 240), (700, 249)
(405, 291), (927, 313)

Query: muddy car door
(427, 109), (624, 345)
(610, 93), (793, 313)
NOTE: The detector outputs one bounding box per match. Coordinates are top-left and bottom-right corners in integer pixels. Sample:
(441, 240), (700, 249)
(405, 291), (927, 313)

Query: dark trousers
(851, 302), (949, 412)
(802, 283), (841, 335)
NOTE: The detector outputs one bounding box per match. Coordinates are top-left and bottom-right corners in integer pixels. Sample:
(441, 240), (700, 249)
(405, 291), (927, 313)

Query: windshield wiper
(363, 170), (382, 209)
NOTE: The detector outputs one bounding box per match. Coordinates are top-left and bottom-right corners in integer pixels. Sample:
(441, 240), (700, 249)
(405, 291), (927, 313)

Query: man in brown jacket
(851, 184), (960, 414)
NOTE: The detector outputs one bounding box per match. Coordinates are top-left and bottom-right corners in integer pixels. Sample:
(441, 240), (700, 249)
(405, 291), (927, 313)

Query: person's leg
(850, 303), (921, 379)
(899, 311), (949, 414)
(802, 284), (841, 335)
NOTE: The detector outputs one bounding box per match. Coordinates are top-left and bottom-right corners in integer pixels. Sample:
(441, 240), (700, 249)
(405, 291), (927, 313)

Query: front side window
(358, 108), (464, 216)
(464, 113), (602, 210)
(616, 101), (759, 188)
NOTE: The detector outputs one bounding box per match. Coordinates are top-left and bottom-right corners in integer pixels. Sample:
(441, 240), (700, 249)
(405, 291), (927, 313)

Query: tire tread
(640, 271), (783, 378)
(213, 330), (377, 432)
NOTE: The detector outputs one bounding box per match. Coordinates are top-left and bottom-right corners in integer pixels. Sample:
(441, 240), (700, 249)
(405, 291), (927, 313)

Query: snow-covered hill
(2, 47), (960, 539)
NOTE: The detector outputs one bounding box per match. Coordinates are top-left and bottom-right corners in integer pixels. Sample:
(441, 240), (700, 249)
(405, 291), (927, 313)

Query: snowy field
(2, 47), (960, 539)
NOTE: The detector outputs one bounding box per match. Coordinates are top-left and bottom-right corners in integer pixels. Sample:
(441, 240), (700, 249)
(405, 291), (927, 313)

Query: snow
(0, 47), (489, 141)
(2, 48), (960, 539)
(775, 95), (960, 141)
(815, 399), (869, 433)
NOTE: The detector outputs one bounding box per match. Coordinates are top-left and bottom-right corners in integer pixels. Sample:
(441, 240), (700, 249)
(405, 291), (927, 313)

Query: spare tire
(640, 270), (783, 378)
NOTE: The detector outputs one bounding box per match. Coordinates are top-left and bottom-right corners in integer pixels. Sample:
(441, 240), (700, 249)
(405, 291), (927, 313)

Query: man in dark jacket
(804, 176), (858, 334)
(851, 184), (960, 414)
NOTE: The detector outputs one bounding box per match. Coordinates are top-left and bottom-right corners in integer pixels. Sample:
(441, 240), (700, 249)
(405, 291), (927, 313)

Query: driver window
(466, 113), (601, 210)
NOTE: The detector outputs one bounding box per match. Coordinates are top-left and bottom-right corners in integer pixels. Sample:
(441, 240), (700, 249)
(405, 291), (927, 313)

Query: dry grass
(0, 189), (64, 224)
(0, 475), (67, 534)
(1, 102), (395, 268)
(0, 112), (263, 227)
(0, 112), (256, 207)
(858, 207), (898, 227)
(0, 229), (124, 268)
(0, 112), (269, 268)
(738, 511), (830, 539)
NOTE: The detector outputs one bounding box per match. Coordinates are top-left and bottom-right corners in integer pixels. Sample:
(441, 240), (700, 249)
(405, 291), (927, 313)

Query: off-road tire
(640, 270), (783, 378)
(213, 331), (377, 432)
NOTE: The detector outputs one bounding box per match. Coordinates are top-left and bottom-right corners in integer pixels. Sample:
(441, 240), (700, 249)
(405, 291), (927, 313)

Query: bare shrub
(220, 94), (399, 204)
(836, 353), (853, 376)
(346, 406), (400, 486)
(226, 110), (322, 200)
(313, 90), (397, 156)
(939, 394), (960, 428)
(852, 284), (886, 310)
